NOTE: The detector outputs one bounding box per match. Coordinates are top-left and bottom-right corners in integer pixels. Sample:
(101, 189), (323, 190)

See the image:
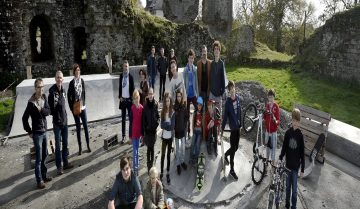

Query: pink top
(130, 104), (143, 139)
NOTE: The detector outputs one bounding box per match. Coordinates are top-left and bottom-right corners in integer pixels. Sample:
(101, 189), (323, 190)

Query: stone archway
(73, 27), (87, 65)
(29, 14), (55, 62)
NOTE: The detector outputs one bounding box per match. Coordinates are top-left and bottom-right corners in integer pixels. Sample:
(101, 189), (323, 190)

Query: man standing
(157, 47), (168, 101)
(48, 71), (74, 175)
(147, 46), (157, 89)
(168, 48), (177, 80)
(119, 60), (135, 144)
(22, 78), (52, 189)
(209, 41), (226, 122)
(183, 49), (199, 141)
(197, 45), (211, 109)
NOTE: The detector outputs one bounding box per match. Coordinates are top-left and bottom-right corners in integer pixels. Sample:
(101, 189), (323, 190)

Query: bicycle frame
(267, 161), (289, 208)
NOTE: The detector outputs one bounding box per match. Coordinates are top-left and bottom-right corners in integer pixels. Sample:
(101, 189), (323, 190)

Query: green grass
(227, 66), (360, 128)
(250, 41), (293, 62)
(0, 99), (14, 133)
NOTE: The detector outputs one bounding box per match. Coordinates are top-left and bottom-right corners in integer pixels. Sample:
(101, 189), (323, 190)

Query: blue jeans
(32, 132), (48, 183)
(149, 74), (156, 89)
(175, 137), (185, 166)
(53, 124), (69, 169)
(265, 131), (277, 161)
(286, 169), (298, 209)
(191, 130), (202, 161)
(73, 108), (90, 148)
(132, 138), (140, 174)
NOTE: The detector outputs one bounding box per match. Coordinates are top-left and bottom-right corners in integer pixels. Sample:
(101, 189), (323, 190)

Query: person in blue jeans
(22, 78), (52, 189)
(119, 60), (135, 144)
(48, 71), (74, 175)
(67, 63), (91, 155)
(147, 46), (157, 89)
(190, 96), (203, 165)
(279, 108), (305, 209)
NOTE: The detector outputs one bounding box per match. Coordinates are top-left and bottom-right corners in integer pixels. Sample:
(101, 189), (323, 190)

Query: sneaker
(37, 181), (46, 189)
(64, 163), (74, 170)
(57, 169), (64, 176)
(160, 173), (163, 181)
(181, 162), (187, 170)
(177, 165), (181, 175)
(230, 170), (238, 180)
(121, 136), (125, 144)
(224, 156), (230, 166)
(166, 173), (171, 184)
(43, 176), (52, 183)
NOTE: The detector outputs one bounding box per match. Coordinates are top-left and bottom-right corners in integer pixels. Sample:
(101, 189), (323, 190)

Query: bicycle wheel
(242, 103), (258, 133)
(251, 156), (266, 185)
(267, 190), (274, 209)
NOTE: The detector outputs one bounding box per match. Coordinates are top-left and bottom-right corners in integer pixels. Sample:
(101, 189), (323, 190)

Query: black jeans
(161, 138), (173, 173)
(120, 98), (132, 138)
(73, 108), (90, 148)
(159, 74), (166, 100)
(147, 145), (155, 172)
(186, 96), (197, 134)
(225, 129), (240, 171)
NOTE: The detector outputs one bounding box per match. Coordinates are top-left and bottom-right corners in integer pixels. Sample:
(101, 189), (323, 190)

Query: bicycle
(267, 160), (289, 209)
(242, 99), (269, 185)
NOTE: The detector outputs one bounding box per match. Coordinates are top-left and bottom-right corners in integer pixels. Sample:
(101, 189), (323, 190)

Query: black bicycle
(267, 160), (289, 209)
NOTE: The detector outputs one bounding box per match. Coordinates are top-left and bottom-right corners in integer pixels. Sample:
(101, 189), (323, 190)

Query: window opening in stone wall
(30, 15), (55, 62)
(73, 27), (87, 65)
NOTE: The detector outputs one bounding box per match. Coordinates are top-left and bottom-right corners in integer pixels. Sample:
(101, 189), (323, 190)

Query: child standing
(263, 89), (280, 164)
(221, 81), (242, 180)
(205, 100), (221, 156)
(129, 90), (143, 176)
(142, 88), (160, 172)
(190, 96), (204, 165)
(174, 89), (188, 175)
(160, 92), (175, 184)
(279, 108), (305, 209)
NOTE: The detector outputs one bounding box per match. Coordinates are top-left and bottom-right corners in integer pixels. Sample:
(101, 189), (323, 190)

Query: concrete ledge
(326, 119), (360, 167)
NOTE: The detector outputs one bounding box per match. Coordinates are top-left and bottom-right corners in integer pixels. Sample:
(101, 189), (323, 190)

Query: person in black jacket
(168, 48), (177, 80)
(173, 89), (188, 175)
(67, 64), (91, 155)
(48, 71), (74, 175)
(22, 78), (52, 189)
(279, 108), (305, 209)
(142, 88), (160, 172)
(221, 81), (242, 180)
(157, 47), (168, 101)
(147, 46), (157, 89)
(119, 60), (135, 144)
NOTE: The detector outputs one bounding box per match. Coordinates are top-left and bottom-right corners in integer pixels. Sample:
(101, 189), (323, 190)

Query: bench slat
(295, 104), (331, 123)
(299, 111), (331, 125)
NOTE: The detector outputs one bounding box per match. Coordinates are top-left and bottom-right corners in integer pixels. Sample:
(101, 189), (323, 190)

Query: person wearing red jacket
(204, 100), (221, 156)
(129, 90), (143, 176)
(263, 89), (280, 163)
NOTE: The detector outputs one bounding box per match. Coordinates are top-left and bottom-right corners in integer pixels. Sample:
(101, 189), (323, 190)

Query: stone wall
(202, 0), (233, 39)
(163, 0), (199, 23)
(297, 6), (360, 87)
(226, 25), (255, 63)
(1, 0), (215, 79)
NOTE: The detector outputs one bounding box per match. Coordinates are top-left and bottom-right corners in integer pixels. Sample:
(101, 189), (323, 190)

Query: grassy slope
(250, 41), (293, 62)
(227, 66), (360, 128)
(0, 99), (14, 133)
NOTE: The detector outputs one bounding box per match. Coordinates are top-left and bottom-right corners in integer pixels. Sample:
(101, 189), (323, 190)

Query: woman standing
(68, 64), (91, 155)
(139, 69), (149, 106)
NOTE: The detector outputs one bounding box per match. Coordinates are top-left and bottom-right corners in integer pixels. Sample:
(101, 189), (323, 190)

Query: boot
(78, 146), (82, 155)
(87, 144), (92, 152)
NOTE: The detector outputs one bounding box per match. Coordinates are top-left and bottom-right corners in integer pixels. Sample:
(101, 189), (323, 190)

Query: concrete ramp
(9, 65), (154, 137)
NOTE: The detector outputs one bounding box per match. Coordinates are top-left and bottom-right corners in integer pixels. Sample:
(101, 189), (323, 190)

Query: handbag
(73, 100), (82, 116)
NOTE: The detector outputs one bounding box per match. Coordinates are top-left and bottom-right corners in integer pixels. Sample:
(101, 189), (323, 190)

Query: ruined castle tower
(202, 0), (233, 38)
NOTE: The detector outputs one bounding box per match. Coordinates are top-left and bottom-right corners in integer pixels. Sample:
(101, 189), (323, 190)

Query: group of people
(22, 39), (305, 209)
(22, 64), (91, 189)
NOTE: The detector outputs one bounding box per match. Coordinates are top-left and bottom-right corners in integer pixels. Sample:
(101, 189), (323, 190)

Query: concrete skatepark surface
(2, 70), (360, 208)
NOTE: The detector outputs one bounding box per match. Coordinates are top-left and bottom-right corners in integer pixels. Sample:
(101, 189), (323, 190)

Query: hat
(197, 96), (203, 105)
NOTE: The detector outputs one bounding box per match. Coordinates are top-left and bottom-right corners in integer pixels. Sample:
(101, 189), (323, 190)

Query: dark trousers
(120, 99), (132, 138)
(286, 169), (298, 209)
(33, 132), (48, 183)
(115, 202), (136, 209)
(161, 138), (172, 173)
(53, 124), (69, 169)
(207, 127), (218, 155)
(225, 129), (240, 171)
(159, 74), (166, 100)
(186, 96), (197, 134)
(73, 108), (90, 149)
(147, 145), (155, 172)
(200, 91), (208, 111)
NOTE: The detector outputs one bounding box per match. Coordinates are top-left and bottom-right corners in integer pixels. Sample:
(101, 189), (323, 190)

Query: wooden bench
(295, 104), (331, 164)
(103, 134), (119, 150)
